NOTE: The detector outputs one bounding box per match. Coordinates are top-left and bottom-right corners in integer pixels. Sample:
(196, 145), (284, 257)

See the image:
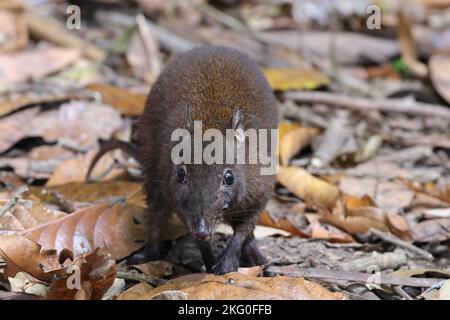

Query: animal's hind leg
(127, 199), (168, 264)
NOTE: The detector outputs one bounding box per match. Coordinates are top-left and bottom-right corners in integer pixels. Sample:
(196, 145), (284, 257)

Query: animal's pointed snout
(193, 217), (211, 241)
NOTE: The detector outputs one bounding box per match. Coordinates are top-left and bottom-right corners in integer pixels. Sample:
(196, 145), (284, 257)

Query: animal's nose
(193, 217), (211, 241)
(194, 230), (210, 241)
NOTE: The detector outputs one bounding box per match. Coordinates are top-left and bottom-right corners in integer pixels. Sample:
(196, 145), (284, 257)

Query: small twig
(0, 186), (28, 218)
(285, 91), (450, 120)
(393, 286), (414, 300)
(267, 266), (446, 288)
(369, 228), (434, 261)
(0, 256), (6, 275)
(198, 3), (247, 32)
(50, 191), (75, 213)
(116, 270), (166, 287)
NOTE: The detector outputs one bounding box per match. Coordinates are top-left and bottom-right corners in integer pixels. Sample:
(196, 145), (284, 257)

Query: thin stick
(0, 186), (28, 218)
(393, 286), (414, 300)
(267, 266), (445, 288)
(285, 91), (450, 120)
(369, 228), (434, 261)
(116, 270), (166, 287)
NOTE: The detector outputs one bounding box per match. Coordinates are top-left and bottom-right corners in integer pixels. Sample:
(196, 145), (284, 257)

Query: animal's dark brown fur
(137, 45), (278, 274)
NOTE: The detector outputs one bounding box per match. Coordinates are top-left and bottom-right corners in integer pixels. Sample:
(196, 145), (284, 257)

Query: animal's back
(138, 46), (277, 185)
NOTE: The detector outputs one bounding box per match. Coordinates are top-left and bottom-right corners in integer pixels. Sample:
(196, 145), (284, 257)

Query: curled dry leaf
(87, 83), (147, 116)
(308, 222), (354, 243)
(259, 210), (309, 237)
(260, 31), (398, 65)
(0, 198), (67, 231)
(8, 272), (49, 298)
(0, 46), (80, 87)
(0, 9), (28, 54)
(278, 122), (320, 165)
(129, 260), (175, 278)
(27, 180), (145, 208)
(126, 16), (161, 84)
(263, 67), (329, 91)
(1, 238), (116, 300)
(45, 248), (117, 300)
(0, 145), (76, 179)
(411, 218), (450, 242)
(237, 266), (263, 277)
(118, 272), (345, 300)
(0, 107), (39, 154)
(0, 91), (76, 118)
(21, 202), (148, 260)
(430, 54), (450, 105)
(396, 9), (428, 78)
(339, 177), (414, 214)
(45, 149), (127, 187)
(318, 197), (388, 235)
(319, 195), (411, 238)
(29, 101), (122, 151)
(407, 178), (450, 204)
(277, 166), (339, 209)
(0, 234), (49, 281)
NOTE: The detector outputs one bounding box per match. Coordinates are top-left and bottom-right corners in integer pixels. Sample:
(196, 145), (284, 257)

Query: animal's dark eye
(223, 170), (234, 185)
(176, 167), (186, 183)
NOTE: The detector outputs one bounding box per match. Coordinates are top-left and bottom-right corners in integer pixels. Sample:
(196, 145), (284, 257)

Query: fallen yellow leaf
(277, 166), (339, 209)
(279, 122), (320, 165)
(264, 68), (329, 91)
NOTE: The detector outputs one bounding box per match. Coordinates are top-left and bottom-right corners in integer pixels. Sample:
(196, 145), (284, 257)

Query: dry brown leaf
(27, 180), (145, 208)
(278, 122), (319, 165)
(340, 177), (414, 214)
(129, 260), (174, 278)
(29, 101), (122, 151)
(126, 18), (161, 84)
(331, 194), (412, 239)
(0, 145), (75, 179)
(46, 149), (126, 186)
(2, 241), (116, 300)
(259, 210), (309, 237)
(0, 198), (67, 231)
(412, 0), (450, 9)
(21, 202), (147, 260)
(118, 272), (345, 300)
(0, 9), (28, 54)
(320, 212), (389, 235)
(0, 91), (75, 118)
(237, 266), (263, 277)
(45, 248), (116, 300)
(397, 9), (428, 78)
(0, 107), (39, 154)
(386, 212), (412, 241)
(87, 83), (147, 116)
(308, 222), (354, 243)
(260, 31), (398, 65)
(0, 234), (49, 281)
(277, 166), (339, 209)
(411, 218), (450, 242)
(430, 54), (450, 105)
(0, 46), (80, 87)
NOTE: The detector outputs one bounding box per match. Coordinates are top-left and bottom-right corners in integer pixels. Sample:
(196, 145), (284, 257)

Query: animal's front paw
(211, 255), (239, 275)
